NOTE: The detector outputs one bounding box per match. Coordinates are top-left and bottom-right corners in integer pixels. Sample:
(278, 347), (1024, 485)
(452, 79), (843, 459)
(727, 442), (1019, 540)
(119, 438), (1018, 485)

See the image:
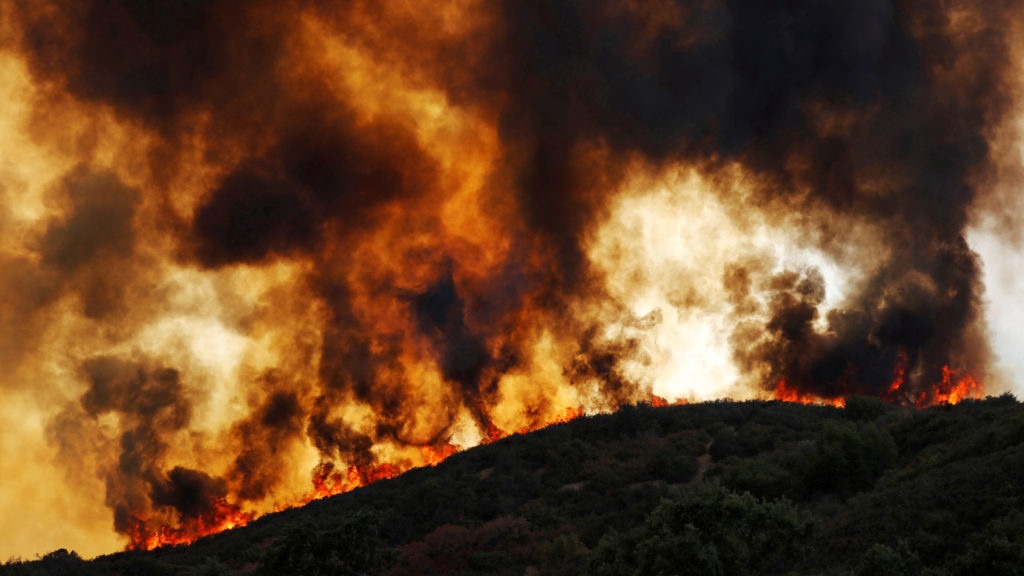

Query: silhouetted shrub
(590, 483), (811, 576)
(855, 542), (922, 576)
(259, 512), (394, 576)
(843, 395), (893, 422)
(800, 421), (897, 496)
(709, 456), (792, 500)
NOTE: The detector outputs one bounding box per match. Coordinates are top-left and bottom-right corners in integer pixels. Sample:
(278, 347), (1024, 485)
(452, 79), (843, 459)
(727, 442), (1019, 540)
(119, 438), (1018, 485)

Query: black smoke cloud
(191, 107), (436, 267)
(228, 388), (306, 501)
(414, 268), (492, 407)
(471, 0), (921, 283)
(150, 467), (229, 520)
(17, 0), (279, 131)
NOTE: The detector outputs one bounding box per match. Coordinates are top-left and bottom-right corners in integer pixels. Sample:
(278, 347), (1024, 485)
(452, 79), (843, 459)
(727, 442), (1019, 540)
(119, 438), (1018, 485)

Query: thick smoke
(413, 269), (494, 413)
(1, 0), (1019, 555)
(472, 0), (1007, 400)
(73, 357), (199, 535)
(228, 389), (305, 501)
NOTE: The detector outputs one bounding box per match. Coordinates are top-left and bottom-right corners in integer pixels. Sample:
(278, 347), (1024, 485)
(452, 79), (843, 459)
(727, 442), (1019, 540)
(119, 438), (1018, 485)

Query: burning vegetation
(0, 0), (1021, 556)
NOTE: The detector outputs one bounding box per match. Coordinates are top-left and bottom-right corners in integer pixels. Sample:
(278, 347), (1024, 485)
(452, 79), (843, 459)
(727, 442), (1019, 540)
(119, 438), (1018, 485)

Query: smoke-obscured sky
(0, 0), (1022, 559)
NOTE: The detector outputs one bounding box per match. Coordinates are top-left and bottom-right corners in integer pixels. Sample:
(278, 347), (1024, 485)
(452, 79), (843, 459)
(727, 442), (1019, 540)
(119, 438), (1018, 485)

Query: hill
(5, 395), (1024, 575)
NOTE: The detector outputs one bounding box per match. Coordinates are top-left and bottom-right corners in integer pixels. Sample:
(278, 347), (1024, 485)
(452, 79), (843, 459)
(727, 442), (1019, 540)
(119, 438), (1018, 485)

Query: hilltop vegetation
(5, 395), (1024, 575)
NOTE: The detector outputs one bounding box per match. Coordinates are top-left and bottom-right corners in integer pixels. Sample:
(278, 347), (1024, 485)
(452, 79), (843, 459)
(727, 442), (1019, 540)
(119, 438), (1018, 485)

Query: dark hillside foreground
(5, 395), (1024, 575)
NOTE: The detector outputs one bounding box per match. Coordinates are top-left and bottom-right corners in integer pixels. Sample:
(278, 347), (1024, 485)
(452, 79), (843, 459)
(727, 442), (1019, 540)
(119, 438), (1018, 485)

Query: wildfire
(125, 500), (254, 551)
(772, 363), (985, 411)
(545, 406), (585, 426)
(773, 380), (846, 408)
(512, 406), (585, 435)
(130, 365), (988, 551)
(916, 366), (984, 408)
(888, 353), (910, 398)
(481, 421), (506, 445)
(420, 444), (459, 466)
(301, 462), (404, 505)
(0, 0), (1013, 563)
(650, 394), (688, 407)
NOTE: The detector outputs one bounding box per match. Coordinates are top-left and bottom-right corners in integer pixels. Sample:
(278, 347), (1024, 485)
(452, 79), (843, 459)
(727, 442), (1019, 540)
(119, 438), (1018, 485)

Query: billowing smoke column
(0, 0), (1020, 556)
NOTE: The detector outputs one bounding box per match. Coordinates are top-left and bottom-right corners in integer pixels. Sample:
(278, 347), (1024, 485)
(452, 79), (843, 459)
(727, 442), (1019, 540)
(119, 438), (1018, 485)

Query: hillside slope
(5, 395), (1024, 575)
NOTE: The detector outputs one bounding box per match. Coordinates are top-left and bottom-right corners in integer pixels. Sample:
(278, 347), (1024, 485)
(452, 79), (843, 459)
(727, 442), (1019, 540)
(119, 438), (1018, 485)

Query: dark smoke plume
(469, 0), (1008, 399)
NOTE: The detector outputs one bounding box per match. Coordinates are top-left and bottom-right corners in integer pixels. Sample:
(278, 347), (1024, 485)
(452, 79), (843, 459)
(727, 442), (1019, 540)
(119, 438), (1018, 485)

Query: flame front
(916, 366), (985, 408)
(772, 380), (846, 408)
(125, 501), (254, 551)
(0, 0), (1021, 558)
(773, 363), (985, 410)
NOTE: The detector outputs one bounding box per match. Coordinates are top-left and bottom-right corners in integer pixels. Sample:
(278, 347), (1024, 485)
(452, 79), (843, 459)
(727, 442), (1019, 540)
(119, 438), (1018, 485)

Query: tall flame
(916, 366), (985, 408)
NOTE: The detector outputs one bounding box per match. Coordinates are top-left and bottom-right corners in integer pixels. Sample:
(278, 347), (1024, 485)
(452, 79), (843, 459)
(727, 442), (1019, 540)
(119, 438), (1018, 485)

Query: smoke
(0, 0), (1020, 558)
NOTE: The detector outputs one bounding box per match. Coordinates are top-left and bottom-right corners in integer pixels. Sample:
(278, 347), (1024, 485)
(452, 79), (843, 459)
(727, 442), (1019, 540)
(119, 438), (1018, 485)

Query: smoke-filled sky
(0, 0), (1022, 559)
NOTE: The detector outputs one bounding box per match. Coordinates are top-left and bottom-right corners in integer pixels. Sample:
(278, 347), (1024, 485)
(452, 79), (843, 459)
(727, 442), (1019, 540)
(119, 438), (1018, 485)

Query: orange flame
(126, 500), (254, 550)
(546, 406), (585, 425)
(916, 365), (984, 407)
(773, 360), (984, 411)
(648, 394), (689, 407)
(273, 405), (591, 526)
(131, 361), (985, 552)
(481, 422), (506, 444)
(773, 380), (845, 407)
(420, 444), (459, 466)
(514, 406), (586, 435)
(888, 353), (910, 397)
(131, 361), (984, 551)
(295, 462), (406, 509)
